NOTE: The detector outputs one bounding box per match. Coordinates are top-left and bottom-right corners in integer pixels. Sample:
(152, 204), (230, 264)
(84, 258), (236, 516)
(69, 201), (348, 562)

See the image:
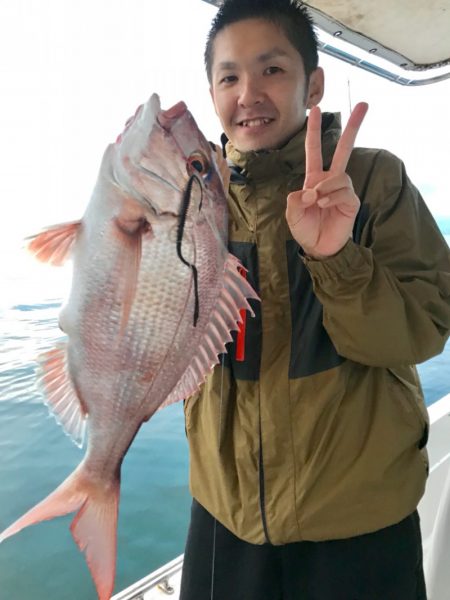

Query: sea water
(0, 258), (191, 599)
(0, 234), (449, 599)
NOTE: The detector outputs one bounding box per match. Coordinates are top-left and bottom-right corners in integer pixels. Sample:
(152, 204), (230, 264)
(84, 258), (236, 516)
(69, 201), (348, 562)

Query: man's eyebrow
(216, 48), (290, 72)
(216, 61), (238, 71)
(257, 48), (289, 62)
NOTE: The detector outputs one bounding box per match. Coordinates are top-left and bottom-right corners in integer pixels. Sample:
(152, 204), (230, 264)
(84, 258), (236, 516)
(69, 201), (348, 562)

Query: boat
(112, 1), (450, 598)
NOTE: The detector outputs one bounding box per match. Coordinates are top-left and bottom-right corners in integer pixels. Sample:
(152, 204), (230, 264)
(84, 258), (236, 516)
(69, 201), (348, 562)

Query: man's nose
(238, 76), (264, 107)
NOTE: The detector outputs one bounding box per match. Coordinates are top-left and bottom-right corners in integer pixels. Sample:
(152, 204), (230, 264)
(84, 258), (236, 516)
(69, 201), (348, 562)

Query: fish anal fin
(159, 253), (259, 409)
(40, 345), (87, 448)
(27, 221), (81, 266)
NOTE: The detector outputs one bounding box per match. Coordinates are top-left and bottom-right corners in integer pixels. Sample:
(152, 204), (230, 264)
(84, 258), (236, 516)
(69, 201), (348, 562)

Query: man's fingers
(305, 106), (323, 178)
(313, 173), (352, 197)
(302, 189), (318, 205)
(116, 105), (143, 143)
(313, 172), (360, 214)
(331, 102), (368, 173)
(286, 190), (310, 227)
(317, 189), (360, 215)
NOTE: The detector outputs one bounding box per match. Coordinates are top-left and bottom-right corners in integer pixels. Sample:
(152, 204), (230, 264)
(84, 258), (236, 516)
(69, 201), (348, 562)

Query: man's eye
(265, 66), (282, 75)
(220, 75), (237, 84)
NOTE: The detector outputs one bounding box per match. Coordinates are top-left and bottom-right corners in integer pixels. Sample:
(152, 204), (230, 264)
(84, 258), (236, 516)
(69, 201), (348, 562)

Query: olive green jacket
(184, 113), (450, 544)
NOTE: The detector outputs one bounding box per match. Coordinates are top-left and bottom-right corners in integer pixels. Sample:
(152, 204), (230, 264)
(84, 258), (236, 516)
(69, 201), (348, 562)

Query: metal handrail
(112, 555), (184, 600)
(318, 41), (450, 86)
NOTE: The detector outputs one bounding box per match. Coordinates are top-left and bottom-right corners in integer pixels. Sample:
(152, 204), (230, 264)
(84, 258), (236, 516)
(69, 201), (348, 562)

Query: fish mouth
(157, 101), (188, 130)
(237, 117), (274, 128)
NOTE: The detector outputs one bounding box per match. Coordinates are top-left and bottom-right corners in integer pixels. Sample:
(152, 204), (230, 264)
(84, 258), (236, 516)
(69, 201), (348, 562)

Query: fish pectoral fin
(40, 345), (88, 448)
(118, 229), (141, 335)
(26, 220), (81, 266)
(158, 253), (259, 410)
(114, 205), (151, 335)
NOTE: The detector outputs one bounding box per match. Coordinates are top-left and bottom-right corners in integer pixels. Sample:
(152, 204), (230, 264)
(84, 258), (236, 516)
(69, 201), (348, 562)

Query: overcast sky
(0, 0), (449, 265)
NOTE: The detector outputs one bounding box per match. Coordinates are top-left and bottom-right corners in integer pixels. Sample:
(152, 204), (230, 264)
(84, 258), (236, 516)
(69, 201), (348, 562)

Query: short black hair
(205, 0), (319, 84)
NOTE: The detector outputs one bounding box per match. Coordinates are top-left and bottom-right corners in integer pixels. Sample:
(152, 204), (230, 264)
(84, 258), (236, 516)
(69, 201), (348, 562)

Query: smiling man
(179, 1), (450, 599)
(209, 17), (324, 152)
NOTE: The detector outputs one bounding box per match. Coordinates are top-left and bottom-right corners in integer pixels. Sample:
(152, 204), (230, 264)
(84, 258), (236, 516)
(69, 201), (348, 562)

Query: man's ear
(306, 67), (325, 108)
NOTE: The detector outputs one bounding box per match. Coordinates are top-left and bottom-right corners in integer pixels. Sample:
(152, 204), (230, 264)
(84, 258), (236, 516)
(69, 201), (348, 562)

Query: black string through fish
(177, 174), (202, 327)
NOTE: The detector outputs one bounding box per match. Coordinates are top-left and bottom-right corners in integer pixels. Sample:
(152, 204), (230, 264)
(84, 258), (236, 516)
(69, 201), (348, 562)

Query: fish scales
(0, 94), (259, 600)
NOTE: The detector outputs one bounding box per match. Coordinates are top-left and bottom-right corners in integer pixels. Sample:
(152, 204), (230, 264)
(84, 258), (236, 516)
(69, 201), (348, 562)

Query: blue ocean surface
(0, 233), (449, 599)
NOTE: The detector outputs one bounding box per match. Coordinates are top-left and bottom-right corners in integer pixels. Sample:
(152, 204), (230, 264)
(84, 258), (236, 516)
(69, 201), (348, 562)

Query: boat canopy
(202, 0), (450, 85)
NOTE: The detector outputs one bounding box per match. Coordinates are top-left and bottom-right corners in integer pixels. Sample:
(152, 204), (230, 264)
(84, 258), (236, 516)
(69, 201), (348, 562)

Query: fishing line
(210, 352), (226, 600)
(177, 174), (201, 326)
(210, 518), (217, 600)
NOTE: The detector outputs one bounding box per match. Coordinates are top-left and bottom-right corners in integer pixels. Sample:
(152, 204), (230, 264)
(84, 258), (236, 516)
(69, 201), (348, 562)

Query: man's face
(210, 18), (323, 152)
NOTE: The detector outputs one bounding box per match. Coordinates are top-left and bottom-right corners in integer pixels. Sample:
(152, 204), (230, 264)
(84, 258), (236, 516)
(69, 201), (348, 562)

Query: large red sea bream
(0, 94), (258, 599)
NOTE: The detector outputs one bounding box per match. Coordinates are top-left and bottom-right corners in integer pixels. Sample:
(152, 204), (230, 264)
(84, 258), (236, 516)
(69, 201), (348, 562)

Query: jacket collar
(224, 112), (342, 184)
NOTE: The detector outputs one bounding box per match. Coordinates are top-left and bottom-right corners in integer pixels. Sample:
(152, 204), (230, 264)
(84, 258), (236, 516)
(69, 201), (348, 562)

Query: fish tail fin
(0, 467), (87, 543)
(0, 466), (120, 600)
(70, 477), (120, 600)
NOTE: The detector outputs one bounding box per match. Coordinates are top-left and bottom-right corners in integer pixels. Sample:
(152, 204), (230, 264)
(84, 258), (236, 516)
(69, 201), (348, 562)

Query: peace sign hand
(286, 102), (369, 259)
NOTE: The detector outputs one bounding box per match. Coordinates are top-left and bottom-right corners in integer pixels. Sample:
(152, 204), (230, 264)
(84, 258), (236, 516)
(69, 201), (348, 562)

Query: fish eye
(187, 153), (210, 178)
(191, 160), (204, 173)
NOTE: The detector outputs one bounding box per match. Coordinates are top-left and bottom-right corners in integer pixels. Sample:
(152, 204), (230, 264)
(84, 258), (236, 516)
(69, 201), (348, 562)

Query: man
(180, 1), (450, 598)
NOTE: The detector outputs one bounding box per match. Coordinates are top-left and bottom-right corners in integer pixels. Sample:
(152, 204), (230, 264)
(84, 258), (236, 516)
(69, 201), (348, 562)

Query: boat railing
(112, 555), (183, 599)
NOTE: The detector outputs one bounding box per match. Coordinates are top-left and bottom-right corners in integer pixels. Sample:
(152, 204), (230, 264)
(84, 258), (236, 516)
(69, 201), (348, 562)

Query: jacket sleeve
(303, 149), (450, 368)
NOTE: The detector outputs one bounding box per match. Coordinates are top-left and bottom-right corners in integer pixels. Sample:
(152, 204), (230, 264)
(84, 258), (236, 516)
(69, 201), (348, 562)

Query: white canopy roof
(202, 0), (450, 84)
(303, 0), (450, 70)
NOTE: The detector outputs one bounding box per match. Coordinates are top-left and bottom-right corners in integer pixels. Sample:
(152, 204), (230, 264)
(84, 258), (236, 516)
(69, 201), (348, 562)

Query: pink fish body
(0, 95), (258, 599)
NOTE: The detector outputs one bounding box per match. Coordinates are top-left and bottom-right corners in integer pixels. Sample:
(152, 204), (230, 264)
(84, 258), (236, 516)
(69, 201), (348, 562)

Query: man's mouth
(238, 118), (274, 128)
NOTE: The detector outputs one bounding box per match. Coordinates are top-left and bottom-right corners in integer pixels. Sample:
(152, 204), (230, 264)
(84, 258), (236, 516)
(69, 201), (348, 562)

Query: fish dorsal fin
(39, 345), (88, 448)
(159, 253), (259, 409)
(27, 221), (81, 266)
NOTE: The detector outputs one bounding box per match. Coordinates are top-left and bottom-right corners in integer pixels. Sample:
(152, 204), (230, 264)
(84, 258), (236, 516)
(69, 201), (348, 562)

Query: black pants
(180, 499), (427, 600)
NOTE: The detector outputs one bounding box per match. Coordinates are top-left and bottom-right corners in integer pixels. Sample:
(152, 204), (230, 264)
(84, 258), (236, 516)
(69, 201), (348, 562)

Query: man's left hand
(286, 102), (368, 259)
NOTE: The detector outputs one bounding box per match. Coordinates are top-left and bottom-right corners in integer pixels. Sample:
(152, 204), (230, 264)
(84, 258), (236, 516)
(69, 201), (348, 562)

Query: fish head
(113, 94), (228, 246)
